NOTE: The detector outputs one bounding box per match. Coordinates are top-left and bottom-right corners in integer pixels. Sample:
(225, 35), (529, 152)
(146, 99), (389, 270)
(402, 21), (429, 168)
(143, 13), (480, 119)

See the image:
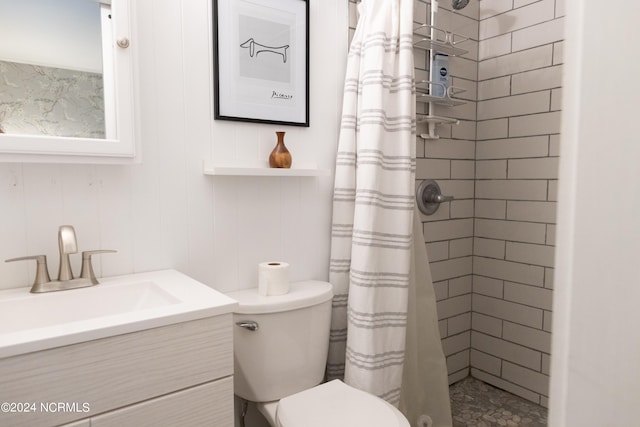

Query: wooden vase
(269, 131), (292, 168)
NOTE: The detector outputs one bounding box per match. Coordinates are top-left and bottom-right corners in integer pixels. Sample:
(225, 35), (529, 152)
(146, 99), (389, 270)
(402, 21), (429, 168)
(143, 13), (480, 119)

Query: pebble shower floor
(449, 377), (547, 427)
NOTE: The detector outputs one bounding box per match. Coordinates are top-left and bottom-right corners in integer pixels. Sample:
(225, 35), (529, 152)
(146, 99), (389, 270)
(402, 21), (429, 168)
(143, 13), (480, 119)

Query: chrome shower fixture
(452, 0), (470, 10)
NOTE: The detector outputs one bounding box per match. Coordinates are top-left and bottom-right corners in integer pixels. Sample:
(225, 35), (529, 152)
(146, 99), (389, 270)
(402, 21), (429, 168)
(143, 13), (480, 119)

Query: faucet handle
(80, 250), (117, 285)
(5, 255), (52, 286)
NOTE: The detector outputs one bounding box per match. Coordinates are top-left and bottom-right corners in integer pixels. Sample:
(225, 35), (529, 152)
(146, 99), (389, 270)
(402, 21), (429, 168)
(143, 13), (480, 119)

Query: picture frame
(213, 0), (309, 127)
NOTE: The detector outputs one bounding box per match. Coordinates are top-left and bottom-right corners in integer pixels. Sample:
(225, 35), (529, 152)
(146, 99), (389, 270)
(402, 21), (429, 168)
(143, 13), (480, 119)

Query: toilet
(227, 280), (410, 427)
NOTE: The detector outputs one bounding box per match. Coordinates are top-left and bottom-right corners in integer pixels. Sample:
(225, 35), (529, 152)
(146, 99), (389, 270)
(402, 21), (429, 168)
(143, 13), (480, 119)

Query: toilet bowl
(227, 281), (410, 427)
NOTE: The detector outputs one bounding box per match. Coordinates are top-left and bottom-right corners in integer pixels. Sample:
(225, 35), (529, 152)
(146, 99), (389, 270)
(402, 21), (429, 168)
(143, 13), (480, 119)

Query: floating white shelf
(203, 165), (331, 177)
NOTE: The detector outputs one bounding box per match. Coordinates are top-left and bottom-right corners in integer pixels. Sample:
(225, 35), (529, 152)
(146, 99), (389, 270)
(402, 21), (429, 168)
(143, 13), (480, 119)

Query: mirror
(0, 0), (137, 162)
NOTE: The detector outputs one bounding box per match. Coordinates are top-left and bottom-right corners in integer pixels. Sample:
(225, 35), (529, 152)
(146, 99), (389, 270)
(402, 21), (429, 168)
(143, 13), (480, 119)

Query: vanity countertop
(0, 269), (238, 358)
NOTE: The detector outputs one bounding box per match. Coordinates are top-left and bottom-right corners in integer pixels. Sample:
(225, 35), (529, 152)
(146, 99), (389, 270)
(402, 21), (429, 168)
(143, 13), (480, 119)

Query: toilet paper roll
(258, 262), (290, 296)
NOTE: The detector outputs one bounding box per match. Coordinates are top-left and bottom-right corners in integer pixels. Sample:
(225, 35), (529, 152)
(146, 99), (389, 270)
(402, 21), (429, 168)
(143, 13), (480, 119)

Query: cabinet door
(91, 377), (233, 427)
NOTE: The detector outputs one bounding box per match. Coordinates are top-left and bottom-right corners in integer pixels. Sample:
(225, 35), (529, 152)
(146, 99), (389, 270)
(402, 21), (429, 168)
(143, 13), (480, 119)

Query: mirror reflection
(0, 0), (114, 140)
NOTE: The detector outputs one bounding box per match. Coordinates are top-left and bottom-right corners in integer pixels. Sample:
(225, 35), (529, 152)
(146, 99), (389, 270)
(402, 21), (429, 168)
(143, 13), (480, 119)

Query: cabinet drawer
(91, 376), (234, 427)
(0, 315), (232, 427)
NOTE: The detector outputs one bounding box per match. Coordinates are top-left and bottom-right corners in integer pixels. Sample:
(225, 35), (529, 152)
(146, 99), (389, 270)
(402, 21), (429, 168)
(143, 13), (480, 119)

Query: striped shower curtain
(327, 0), (416, 406)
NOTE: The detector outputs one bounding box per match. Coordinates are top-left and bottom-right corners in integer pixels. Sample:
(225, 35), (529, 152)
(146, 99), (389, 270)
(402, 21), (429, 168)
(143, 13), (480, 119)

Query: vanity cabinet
(0, 315), (234, 427)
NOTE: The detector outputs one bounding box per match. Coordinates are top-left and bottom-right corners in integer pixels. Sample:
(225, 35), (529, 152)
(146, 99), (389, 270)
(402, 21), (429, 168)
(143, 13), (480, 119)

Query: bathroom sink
(0, 269), (238, 358)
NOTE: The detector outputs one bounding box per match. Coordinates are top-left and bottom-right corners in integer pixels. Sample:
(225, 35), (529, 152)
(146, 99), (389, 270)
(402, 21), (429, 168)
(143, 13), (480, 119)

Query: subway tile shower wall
(348, 0), (563, 407)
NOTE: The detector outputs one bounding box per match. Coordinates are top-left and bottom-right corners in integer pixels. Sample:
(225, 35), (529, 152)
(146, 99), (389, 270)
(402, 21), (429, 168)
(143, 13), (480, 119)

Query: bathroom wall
(472, 0), (564, 406)
(0, 0), (347, 294)
(419, 0), (479, 385)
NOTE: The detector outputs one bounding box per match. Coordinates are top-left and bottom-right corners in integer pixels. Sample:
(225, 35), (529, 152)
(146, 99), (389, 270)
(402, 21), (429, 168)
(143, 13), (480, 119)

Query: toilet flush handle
(236, 320), (259, 331)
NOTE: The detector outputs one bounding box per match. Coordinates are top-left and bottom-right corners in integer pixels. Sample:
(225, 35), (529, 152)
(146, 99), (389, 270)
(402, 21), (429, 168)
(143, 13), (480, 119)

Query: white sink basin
(0, 270), (238, 358)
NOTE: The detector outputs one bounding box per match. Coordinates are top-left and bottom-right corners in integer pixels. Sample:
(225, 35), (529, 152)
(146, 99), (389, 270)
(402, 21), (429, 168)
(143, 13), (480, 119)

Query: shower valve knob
(416, 179), (454, 216)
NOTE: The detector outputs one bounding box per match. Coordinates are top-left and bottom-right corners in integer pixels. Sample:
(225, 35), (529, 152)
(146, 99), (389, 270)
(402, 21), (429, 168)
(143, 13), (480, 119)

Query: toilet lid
(276, 380), (410, 427)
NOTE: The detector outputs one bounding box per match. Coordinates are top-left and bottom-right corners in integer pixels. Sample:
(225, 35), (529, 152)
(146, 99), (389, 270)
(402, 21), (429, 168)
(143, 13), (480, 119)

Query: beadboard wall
(0, 0), (348, 293)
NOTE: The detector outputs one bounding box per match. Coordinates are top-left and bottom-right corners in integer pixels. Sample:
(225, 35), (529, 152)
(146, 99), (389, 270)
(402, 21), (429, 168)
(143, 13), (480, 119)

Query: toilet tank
(227, 281), (333, 402)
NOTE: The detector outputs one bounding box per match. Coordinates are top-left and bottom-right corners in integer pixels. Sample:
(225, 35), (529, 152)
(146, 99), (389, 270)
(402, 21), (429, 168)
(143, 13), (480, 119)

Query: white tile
(542, 354), (551, 375)
(476, 160), (507, 179)
(474, 256), (545, 286)
(514, 0), (541, 7)
(475, 180), (548, 201)
(431, 256), (473, 282)
(549, 134), (561, 156)
(507, 201), (557, 223)
(451, 200), (474, 219)
(547, 180), (558, 201)
(508, 158), (559, 179)
(503, 321), (552, 353)
(477, 119), (509, 140)
(476, 136), (549, 159)
(512, 17), (565, 52)
(479, 34), (512, 61)
(449, 56), (479, 81)
(473, 294), (544, 329)
(511, 65), (563, 94)
(472, 311), (503, 336)
(502, 361), (550, 395)
(434, 281), (450, 301)
(476, 218), (547, 247)
(479, 45), (553, 80)
(475, 200), (507, 219)
(555, 0), (566, 17)
(451, 160), (475, 179)
(424, 218), (474, 242)
(509, 112), (562, 137)
(479, 0), (514, 20)
(452, 119), (477, 140)
(473, 276), (504, 299)
(543, 310), (553, 332)
(553, 41), (564, 64)
(413, 0), (427, 25)
(478, 76), (511, 101)
(506, 242), (555, 267)
(470, 349), (502, 376)
(435, 7), (479, 42)
(438, 294), (473, 320)
(478, 92), (550, 121)
(472, 369), (542, 403)
(416, 159), (451, 179)
(442, 331), (471, 356)
(440, 180), (476, 199)
(546, 224), (556, 245)
(551, 88), (562, 111)
(447, 350), (470, 375)
(480, 0), (555, 40)
(450, 237), (474, 257)
(449, 369), (469, 385)
(439, 319), (448, 337)
(424, 139), (476, 159)
(0, 164), (28, 289)
(544, 267), (555, 289)
(448, 312), (472, 335)
(504, 281), (553, 310)
(450, 275), (473, 296)
(474, 237), (506, 259)
(471, 331), (542, 370)
(427, 241), (450, 262)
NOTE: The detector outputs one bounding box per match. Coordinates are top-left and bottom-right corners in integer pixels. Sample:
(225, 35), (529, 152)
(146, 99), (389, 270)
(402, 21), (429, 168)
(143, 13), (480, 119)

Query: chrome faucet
(5, 225), (116, 293)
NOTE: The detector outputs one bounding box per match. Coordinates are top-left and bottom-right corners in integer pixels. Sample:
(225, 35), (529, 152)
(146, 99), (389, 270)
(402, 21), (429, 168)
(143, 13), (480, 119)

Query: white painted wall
(0, 0), (348, 294)
(549, 0), (640, 425)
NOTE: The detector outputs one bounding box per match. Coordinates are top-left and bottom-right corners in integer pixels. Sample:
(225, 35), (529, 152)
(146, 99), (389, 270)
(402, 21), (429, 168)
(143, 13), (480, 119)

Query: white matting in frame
(214, 0), (309, 126)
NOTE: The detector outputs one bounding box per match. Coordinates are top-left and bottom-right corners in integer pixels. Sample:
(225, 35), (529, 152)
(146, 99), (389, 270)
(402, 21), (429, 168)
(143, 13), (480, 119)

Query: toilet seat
(272, 380), (410, 427)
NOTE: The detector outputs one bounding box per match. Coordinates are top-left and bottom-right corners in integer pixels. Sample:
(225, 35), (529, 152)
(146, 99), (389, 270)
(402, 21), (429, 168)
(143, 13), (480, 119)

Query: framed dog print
(213, 0), (309, 126)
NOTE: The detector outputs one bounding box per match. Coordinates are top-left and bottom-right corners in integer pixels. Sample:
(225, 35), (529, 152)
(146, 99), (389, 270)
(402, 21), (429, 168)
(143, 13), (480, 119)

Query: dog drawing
(240, 38), (289, 63)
